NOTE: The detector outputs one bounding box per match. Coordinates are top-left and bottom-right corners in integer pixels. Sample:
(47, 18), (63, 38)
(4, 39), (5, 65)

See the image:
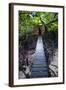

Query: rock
(49, 49), (58, 77)
(19, 71), (26, 79)
(42, 31), (58, 77)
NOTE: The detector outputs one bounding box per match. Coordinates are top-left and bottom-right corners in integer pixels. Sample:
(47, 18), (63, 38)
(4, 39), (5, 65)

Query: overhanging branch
(46, 18), (58, 25)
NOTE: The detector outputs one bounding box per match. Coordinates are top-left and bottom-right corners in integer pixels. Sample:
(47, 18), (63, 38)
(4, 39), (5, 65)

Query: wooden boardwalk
(31, 36), (48, 78)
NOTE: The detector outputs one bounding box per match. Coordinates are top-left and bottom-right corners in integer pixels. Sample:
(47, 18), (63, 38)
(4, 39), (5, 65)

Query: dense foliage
(19, 11), (58, 34)
(19, 11), (58, 78)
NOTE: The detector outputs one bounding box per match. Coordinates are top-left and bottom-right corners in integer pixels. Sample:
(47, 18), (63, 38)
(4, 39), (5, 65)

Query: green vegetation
(19, 11), (58, 78)
(19, 11), (58, 34)
(19, 11), (58, 53)
(19, 11), (58, 54)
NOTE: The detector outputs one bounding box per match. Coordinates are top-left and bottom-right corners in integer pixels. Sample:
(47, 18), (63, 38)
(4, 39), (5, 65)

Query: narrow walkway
(31, 36), (48, 78)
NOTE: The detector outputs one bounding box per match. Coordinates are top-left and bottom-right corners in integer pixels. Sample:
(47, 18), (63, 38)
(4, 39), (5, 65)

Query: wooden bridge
(31, 36), (48, 78)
